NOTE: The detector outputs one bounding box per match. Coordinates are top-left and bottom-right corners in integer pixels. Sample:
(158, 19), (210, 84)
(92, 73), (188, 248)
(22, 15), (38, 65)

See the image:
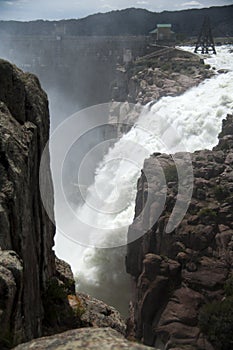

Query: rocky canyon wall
(126, 115), (233, 350)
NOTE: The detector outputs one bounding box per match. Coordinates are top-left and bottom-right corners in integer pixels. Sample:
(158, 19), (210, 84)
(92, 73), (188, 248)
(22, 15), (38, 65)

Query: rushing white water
(61, 46), (233, 315)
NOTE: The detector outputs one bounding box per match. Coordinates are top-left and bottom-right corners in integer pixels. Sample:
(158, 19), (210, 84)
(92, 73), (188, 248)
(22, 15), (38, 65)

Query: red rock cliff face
(0, 59), (55, 346)
(126, 115), (233, 350)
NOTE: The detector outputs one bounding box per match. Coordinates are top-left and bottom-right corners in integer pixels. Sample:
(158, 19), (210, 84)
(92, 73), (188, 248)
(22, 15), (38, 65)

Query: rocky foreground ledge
(126, 114), (233, 350)
(13, 328), (153, 350)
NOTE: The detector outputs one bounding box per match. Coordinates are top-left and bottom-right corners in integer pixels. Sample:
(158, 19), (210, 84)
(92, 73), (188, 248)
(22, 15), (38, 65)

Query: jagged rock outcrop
(55, 257), (76, 294)
(112, 47), (213, 105)
(69, 292), (126, 335)
(126, 115), (233, 349)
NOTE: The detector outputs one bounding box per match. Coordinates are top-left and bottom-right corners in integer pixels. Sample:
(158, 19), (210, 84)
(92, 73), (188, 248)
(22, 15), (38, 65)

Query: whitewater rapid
(56, 46), (233, 314)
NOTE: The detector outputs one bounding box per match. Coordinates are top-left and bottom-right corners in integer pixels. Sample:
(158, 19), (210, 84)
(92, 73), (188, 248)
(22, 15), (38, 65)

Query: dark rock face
(0, 59), (55, 346)
(0, 250), (23, 346)
(126, 115), (233, 349)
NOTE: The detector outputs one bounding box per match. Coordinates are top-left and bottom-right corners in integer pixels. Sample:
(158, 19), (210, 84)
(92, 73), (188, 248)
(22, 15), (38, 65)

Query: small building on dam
(149, 24), (176, 45)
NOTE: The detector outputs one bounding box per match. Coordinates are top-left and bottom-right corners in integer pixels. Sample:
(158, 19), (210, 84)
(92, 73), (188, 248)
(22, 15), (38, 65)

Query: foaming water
(74, 46), (233, 314)
(180, 45), (233, 71)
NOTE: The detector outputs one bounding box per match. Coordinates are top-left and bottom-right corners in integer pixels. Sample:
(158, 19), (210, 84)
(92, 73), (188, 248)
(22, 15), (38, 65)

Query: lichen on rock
(13, 327), (153, 350)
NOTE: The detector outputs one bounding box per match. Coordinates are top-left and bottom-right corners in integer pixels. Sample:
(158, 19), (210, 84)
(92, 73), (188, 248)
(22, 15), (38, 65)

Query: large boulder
(13, 327), (153, 350)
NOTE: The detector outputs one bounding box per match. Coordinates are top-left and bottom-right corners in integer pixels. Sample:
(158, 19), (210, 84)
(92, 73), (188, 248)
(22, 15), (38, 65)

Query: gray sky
(0, 0), (232, 21)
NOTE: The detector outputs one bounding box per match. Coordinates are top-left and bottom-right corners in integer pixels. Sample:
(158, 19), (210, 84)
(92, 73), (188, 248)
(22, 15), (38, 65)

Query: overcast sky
(0, 0), (232, 21)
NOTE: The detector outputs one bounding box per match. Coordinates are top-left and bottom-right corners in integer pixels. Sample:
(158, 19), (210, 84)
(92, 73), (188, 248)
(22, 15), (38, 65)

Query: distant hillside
(0, 5), (232, 37)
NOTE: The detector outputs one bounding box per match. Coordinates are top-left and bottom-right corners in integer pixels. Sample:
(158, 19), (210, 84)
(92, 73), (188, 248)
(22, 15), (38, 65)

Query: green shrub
(42, 278), (67, 326)
(198, 208), (217, 218)
(199, 297), (233, 350)
(164, 165), (178, 182)
(213, 185), (229, 201)
(68, 295), (85, 318)
(44, 278), (67, 301)
(161, 62), (171, 71)
(0, 330), (14, 349)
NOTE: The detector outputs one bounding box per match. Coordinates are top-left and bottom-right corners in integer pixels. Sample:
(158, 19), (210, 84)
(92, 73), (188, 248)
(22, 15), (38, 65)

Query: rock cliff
(126, 115), (233, 350)
(0, 59), (56, 347)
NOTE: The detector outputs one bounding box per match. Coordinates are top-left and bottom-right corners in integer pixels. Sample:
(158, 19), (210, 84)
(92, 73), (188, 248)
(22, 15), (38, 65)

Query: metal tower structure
(194, 16), (216, 54)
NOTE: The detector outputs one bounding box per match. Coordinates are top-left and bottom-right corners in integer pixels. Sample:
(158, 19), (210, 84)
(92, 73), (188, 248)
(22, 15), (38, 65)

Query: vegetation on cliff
(199, 276), (233, 350)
